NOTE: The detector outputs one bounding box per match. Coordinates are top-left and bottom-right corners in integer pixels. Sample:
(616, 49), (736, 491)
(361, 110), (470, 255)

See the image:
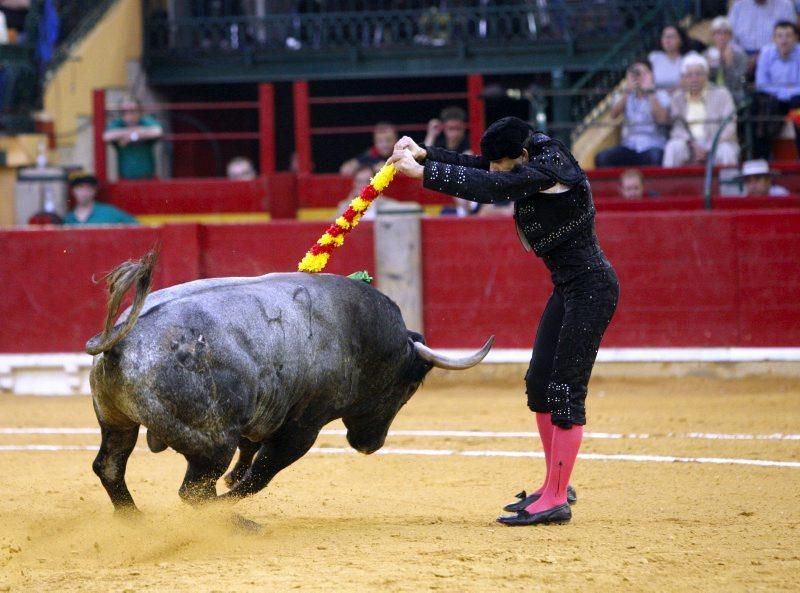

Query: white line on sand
(1, 444), (798, 469)
(3, 428), (799, 441)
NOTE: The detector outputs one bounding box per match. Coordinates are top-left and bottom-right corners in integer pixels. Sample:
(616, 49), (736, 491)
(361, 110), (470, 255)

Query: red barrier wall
(96, 166), (800, 216)
(1, 210), (799, 353)
(199, 221), (375, 278)
(0, 225), (199, 353)
(103, 174), (298, 218)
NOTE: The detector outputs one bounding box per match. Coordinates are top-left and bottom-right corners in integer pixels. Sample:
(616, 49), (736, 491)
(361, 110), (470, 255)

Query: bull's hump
(124, 272), (375, 321)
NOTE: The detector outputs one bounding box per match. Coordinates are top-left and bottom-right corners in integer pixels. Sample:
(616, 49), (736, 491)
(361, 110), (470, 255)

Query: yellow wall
(44, 0), (142, 147)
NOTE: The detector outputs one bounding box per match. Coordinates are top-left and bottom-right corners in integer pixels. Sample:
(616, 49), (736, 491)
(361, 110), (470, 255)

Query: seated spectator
(663, 53), (739, 167)
(424, 106), (471, 154)
(63, 172), (138, 225)
(27, 211), (63, 225)
(0, 0), (29, 44)
(226, 156), (256, 180)
(475, 202), (514, 217)
(649, 24), (691, 92)
(704, 16), (748, 106)
(595, 62), (670, 167)
(728, 0), (796, 61)
(339, 122), (398, 176)
(752, 21), (800, 159)
(440, 196), (480, 217)
(735, 158), (790, 195)
(336, 163), (398, 221)
(102, 96), (163, 180)
(619, 169), (644, 199)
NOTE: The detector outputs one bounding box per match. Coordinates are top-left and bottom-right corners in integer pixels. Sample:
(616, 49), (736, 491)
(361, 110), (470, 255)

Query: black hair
(660, 23), (691, 55)
(479, 116), (534, 161)
(774, 20), (800, 37)
(440, 105), (467, 122)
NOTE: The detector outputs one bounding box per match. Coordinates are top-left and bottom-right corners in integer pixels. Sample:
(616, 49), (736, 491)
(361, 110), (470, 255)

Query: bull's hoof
(113, 506), (142, 521)
(223, 471), (241, 489)
(230, 513), (262, 534)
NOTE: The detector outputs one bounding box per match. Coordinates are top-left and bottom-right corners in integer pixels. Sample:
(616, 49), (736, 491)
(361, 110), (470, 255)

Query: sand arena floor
(1, 372), (799, 592)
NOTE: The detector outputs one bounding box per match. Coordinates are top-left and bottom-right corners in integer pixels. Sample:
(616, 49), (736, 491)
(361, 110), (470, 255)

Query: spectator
(704, 16), (749, 106)
(336, 163), (398, 220)
(424, 105), (471, 153)
(663, 53), (739, 167)
(240, 0), (304, 50)
(27, 211), (63, 225)
(619, 169), (645, 199)
(440, 196), (480, 216)
(102, 96), (163, 180)
(226, 156), (256, 180)
(0, 0), (29, 44)
(594, 61), (670, 167)
(339, 121), (398, 176)
(735, 158), (791, 195)
(63, 172), (138, 225)
(728, 0), (796, 57)
(649, 24), (691, 92)
(752, 21), (800, 159)
(475, 201), (514, 217)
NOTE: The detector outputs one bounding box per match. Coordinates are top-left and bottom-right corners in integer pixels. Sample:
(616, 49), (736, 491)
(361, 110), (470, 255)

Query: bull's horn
(413, 336), (494, 370)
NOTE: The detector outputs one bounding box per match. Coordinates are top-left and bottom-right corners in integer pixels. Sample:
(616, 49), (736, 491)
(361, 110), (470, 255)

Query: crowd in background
(11, 1), (800, 226)
(596, 0), (800, 174)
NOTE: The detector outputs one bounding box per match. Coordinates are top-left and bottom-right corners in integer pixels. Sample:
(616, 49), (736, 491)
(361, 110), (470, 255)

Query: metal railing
(92, 85), (276, 182)
(48, 0), (119, 73)
(569, 1), (694, 140)
(143, 1), (668, 56)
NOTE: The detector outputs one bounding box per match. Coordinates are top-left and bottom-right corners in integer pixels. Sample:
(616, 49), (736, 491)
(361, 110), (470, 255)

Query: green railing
(1, 0), (119, 128)
(568, 1), (694, 141)
(47, 0), (120, 73)
(143, 2), (643, 58)
(0, 3), (39, 127)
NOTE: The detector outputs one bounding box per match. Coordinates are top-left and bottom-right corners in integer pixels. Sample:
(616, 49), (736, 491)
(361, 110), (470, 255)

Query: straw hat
(734, 159), (779, 181)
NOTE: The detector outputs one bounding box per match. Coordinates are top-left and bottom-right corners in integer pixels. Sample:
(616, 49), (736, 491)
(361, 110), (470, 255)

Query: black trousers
(525, 266), (619, 428)
(752, 92), (800, 160)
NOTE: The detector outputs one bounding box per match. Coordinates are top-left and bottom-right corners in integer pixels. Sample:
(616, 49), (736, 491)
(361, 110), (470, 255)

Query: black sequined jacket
(422, 135), (611, 283)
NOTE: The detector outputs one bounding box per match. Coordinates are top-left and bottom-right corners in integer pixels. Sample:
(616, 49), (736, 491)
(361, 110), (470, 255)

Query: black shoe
(496, 503), (572, 526)
(502, 484), (577, 512)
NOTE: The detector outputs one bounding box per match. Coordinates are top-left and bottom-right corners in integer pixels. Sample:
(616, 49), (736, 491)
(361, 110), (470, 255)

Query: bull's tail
(86, 249), (158, 356)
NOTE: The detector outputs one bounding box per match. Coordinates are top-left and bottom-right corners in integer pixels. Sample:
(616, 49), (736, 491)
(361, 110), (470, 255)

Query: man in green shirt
(63, 173), (138, 225)
(102, 96), (163, 180)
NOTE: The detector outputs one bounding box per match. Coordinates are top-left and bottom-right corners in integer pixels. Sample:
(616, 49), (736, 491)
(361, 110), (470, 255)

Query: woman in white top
(649, 24), (690, 93)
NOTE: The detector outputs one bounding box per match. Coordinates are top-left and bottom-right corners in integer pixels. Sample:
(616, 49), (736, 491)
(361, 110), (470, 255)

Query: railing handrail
(568, 1), (695, 141)
(144, 2), (666, 52)
(47, 0), (119, 73)
(93, 84), (277, 183)
(703, 99), (753, 209)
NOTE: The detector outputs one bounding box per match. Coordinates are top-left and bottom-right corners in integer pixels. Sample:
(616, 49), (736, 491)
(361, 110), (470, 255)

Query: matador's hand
(394, 136), (426, 162)
(387, 148), (424, 179)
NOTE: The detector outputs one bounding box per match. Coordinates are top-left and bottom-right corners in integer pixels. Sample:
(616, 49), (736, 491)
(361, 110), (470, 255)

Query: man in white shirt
(663, 54), (739, 167)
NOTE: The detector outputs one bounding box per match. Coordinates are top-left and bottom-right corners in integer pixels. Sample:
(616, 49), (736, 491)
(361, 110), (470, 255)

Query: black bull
(87, 251), (493, 515)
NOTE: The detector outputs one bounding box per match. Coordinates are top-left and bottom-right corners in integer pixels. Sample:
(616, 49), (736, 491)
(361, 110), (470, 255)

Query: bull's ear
(413, 336), (494, 370)
(407, 330), (426, 346)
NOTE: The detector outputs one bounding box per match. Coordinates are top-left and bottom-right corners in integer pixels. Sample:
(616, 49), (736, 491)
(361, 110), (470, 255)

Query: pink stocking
(533, 412), (554, 494)
(525, 424), (583, 513)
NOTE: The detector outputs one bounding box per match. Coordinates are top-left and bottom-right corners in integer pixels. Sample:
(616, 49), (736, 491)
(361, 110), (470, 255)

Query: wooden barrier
(1, 210), (799, 353)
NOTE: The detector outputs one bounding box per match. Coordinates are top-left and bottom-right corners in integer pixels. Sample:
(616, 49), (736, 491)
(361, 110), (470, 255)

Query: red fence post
(467, 74), (485, 155)
(258, 83), (276, 174)
(93, 89), (108, 183)
(293, 80), (312, 176)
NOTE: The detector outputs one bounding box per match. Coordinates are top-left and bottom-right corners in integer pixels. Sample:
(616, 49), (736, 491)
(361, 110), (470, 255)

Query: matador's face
(489, 148), (529, 172)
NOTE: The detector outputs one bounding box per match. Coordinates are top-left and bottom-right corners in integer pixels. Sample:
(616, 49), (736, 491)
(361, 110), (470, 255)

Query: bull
(87, 251), (492, 521)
